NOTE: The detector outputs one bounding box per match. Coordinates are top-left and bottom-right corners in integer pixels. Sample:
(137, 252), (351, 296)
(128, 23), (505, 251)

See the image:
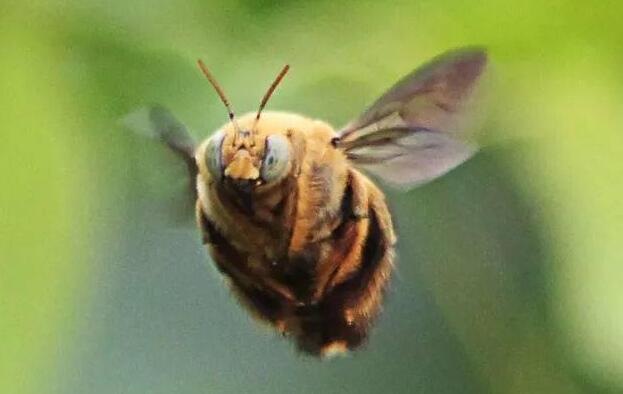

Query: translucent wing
(337, 47), (487, 189)
(123, 105), (198, 190)
(121, 106), (198, 222)
(123, 105), (196, 165)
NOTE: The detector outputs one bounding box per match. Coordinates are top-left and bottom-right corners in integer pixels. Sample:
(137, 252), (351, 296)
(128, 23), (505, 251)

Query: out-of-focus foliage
(1, 1), (622, 393)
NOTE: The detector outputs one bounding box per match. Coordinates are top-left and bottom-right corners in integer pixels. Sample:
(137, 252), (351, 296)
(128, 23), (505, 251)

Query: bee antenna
(197, 59), (241, 132)
(255, 64), (290, 122)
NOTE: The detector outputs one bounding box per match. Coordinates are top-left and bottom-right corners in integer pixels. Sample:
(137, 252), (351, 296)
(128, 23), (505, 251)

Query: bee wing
(337, 48), (487, 189)
(121, 106), (199, 221)
(122, 105), (197, 164)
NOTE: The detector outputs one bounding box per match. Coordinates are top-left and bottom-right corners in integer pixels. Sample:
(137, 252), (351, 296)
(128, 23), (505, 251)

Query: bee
(142, 47), (487, 357)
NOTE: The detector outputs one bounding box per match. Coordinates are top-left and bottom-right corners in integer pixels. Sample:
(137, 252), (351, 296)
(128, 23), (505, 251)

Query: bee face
(201, 112), (316, 193)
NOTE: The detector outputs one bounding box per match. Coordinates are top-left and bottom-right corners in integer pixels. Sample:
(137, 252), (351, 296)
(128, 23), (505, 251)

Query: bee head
(202, 113), (294, 192)
(196, 61), (291, 192)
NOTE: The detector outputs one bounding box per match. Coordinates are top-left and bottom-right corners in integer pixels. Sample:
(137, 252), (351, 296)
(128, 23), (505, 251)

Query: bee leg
(294, 198), (395, 356)
(227, 283), (289, 328)
(337, 181), (396, 331)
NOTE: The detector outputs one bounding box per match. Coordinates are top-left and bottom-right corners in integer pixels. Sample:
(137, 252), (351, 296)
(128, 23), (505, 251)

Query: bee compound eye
(205, 130), (225, 181)
(261, 134), (290, 182)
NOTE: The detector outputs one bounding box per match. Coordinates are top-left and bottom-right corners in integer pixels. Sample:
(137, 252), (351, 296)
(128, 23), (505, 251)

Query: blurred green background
(2, 1), (622, 393)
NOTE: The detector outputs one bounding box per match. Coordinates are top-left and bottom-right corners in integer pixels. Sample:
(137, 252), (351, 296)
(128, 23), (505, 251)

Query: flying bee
(139, 47), (487, 357)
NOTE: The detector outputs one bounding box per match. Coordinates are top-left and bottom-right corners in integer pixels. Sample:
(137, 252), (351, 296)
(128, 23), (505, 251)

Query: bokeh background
(2, 1), (622, 393)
